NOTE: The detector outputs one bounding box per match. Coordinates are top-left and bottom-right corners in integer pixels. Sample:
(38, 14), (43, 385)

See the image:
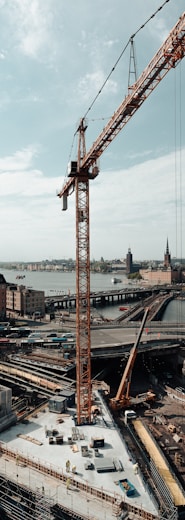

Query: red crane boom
(58, 12), (185, 425)
(109, 308), (149, 411)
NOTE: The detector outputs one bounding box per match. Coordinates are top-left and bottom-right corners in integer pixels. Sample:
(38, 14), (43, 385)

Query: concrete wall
(0, 385), (12, 418)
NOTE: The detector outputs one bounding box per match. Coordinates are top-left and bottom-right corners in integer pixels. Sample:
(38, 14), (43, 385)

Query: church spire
(166, 237), (169, 255)
(164, 238), (171, 268)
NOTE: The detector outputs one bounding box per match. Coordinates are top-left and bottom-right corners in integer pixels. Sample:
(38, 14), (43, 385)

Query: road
(17, 319), (185, 358)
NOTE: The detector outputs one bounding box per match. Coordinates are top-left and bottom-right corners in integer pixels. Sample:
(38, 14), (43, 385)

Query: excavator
(109, 308), (155, 412)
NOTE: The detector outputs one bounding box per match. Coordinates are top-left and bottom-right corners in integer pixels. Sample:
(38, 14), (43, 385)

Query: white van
(62, 332), (74, 338)
(124, 410), (137, 423)
(28, 332), (41, 339)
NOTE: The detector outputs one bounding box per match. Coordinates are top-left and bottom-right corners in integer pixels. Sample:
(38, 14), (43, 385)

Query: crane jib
(81, 13), (185, 171)
(58, 12), (185, 200)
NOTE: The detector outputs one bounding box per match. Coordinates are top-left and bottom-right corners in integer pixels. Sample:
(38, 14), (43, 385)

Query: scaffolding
(0, 474), (53, 520)
(0, 443), (158, 520)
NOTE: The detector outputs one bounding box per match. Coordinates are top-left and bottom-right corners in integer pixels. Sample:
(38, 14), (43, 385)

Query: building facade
(126, 248), (141, 274)
(0, 274), (7, 320)
(6, 285), (45, 318)
(139, 267), (180, 285)
(139, 239), (181, 285)
(126, 248), (133, 274)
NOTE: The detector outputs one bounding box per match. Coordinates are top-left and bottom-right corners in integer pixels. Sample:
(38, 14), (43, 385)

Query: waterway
(0, 268), (185, 322)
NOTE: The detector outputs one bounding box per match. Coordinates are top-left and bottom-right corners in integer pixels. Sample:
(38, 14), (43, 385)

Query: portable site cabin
(90, 436), (104, 448)
(59, 389), (75, 407)
(48, 396), (67, 413)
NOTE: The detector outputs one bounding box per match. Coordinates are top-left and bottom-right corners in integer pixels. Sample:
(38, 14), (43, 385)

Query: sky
(0, 0), (184, 263)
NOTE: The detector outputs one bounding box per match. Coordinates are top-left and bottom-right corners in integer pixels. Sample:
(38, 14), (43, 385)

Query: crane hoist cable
(83, 0), (171, 120)
(66, 0), (171, 176)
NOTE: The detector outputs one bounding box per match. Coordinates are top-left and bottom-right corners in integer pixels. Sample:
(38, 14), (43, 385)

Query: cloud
(89, 148), (184, 258)
(103, 39), (118, 49)
(93, 150), (184, 216)
(150, 17), (172, 45)
(0, 145), (184, 261)
(0, 146), (57, 200)
(0, 145), (67, 260)
(0, 1), (183, 261)
(0, 146), (37, 172)
(77, 70), (117, 103)
(0, 50), (6, 59)
(2, 0), (56, 60)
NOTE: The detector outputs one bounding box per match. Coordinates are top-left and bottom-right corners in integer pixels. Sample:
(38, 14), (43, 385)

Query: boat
(119, 306), (128, 311)
(16, 275), (25, 280)
(119, 478), (136, 496)
(111, 277), (122, 284)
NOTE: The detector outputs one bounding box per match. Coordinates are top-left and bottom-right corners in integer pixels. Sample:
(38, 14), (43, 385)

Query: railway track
(0, 360), (75, 396)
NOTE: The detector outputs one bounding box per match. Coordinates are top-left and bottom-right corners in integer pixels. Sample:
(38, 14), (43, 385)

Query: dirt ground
(148, 391), (185, 427)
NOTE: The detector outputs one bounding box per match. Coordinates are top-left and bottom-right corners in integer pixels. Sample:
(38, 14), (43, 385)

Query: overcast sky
(0, 0), (184, 263)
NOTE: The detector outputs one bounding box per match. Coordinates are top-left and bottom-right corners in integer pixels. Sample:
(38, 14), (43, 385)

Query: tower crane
(58, 13), (185, 426)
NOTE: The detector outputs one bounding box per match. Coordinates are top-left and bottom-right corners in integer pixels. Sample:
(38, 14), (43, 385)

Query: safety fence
(0, 443), (158, 520)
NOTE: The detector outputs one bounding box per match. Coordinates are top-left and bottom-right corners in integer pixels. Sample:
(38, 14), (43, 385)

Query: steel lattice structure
(58, 12), (185, 425)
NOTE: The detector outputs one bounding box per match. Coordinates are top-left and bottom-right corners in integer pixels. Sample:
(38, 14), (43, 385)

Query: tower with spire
(164, 238), (171, 268)
(126, 247), (133, 274)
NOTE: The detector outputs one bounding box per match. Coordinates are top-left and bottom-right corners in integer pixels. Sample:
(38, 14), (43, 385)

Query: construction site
(0, 6), (185, 520)
(0, 311), (185, 520)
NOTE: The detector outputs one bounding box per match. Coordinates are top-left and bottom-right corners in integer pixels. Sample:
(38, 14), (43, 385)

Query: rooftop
(0, 390), (158, 520)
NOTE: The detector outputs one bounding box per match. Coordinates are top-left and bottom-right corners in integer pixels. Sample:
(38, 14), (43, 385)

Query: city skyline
(0, 243), (184, 269)
(0, 1), (184, 262)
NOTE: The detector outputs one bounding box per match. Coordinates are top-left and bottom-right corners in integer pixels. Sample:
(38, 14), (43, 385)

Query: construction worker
(66, 478), (70, 493)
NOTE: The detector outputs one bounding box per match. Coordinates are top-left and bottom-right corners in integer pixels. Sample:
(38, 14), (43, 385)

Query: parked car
(28, 332), (42, 339)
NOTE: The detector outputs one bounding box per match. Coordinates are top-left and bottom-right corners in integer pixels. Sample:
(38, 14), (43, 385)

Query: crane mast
(75, 120), (91, 423)
(58, 13), (185, 425)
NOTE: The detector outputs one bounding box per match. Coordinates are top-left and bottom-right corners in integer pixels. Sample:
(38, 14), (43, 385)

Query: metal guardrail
(0, 445), (158, 520)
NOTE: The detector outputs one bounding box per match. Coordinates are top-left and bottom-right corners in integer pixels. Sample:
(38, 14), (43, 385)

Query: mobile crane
(58, 12), (185, 425)
(109, 308), (155, 412)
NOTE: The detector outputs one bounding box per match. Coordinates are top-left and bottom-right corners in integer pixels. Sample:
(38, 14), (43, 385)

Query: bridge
(90, 334), (183, 359)
(85, 318), (185, 358)
(112, 292), (174, 322)
(45, 286), (183, 323)
(45, 285), (176, 311)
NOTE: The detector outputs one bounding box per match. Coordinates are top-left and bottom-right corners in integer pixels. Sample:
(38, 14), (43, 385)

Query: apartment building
(6, 285), (45, 318)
